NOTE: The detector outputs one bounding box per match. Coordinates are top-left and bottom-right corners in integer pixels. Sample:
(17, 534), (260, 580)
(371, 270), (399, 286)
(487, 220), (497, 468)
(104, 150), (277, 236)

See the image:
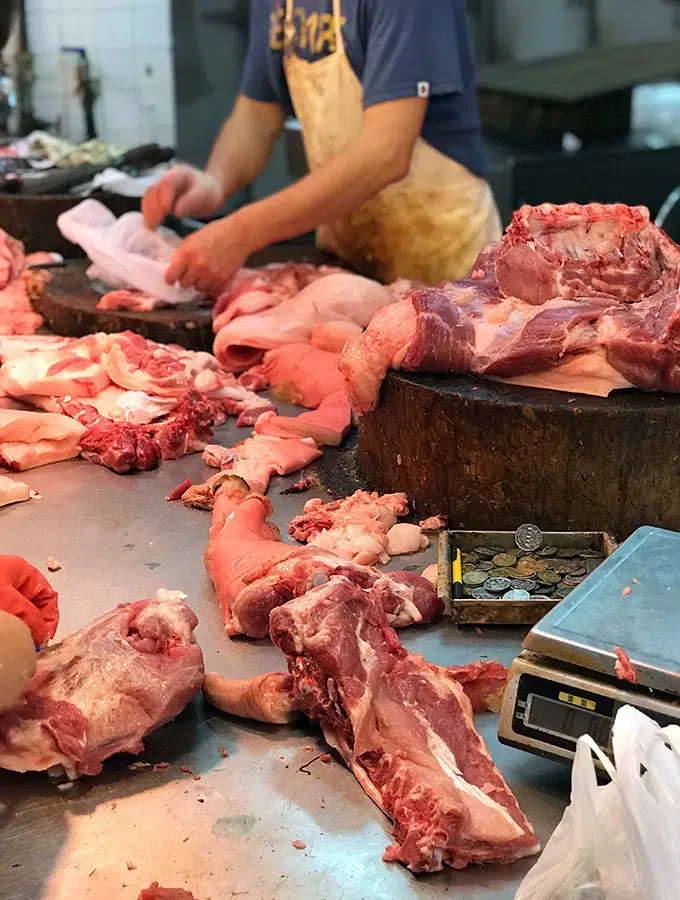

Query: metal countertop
(0, 412), (570, 900)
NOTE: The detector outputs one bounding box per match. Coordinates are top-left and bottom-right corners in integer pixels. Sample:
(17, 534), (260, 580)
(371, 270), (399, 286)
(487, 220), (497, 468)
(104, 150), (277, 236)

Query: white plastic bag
(515, 706), (680, 900)
(57, 199), (198, 305)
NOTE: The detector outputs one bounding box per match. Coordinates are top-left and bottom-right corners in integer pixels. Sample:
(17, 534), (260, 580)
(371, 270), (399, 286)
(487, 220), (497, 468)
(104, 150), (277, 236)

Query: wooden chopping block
(358, 371), (680, 538)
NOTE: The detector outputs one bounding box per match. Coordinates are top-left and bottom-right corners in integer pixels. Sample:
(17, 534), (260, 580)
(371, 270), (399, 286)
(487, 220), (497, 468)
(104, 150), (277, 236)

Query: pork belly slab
(0, 590), (204, 778)
(270, 577), (538, 872)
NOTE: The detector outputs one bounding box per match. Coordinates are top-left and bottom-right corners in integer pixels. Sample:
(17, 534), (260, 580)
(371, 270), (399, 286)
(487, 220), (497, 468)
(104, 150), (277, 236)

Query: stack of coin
(460, 545), (605, 600)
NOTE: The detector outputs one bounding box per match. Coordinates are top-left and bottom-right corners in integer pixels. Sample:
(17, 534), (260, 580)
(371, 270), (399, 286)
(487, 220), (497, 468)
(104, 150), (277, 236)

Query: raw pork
(614, 646), (637, 684)
(213, 262), (341, 326)
(96, 289), (166, 312)
(386, 523), (428, 556)
(310, 320), (363, 352)
(0, 229), (43, 335)
(0, 408), (86, 470)
(205, 488), (442, 638)
(203, 671), (299, 724)
(0, 590), (204, 778)
(0, 334), (72, 363)
(0, 334), (110, 399)
(0, 474), (31, 507)
(340, 203), (680, 413)
(289, 490), (410, 566)
(138, 885), (198, 900)
(215, 432), (322, 494)
(213, 272), (393, 372)
(446, 661), (510, 713)
(261, 344), (345, 407)
(270, 578), (539, 872)
(254, 391), (351, 447)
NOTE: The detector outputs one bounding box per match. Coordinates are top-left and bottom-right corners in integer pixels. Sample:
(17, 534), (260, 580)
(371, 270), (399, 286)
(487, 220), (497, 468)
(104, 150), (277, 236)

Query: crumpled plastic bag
(515, 705), (680, 900)
(57, 199), (197, 305)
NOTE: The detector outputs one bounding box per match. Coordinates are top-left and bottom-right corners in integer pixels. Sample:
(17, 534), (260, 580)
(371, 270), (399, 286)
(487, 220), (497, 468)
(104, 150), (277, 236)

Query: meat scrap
(45, 557), (62, 572)
(262, 344), (345, 408)
(270, 577), (539, 872)
(614, 646), (638, 684)
(340, 203), (680, 414)
(97, 289), (167, 312)
(166, 479), (192, 502)
(0, 228), (44, 335)
(289, 490), (410, 566)
(205, 489), (443, 639)
(0, 474), (31, 508)
(446, 660), (510, 713)
(281, 475), (316, 494)
(419, 514), (448, 530)
(0, 590), (204, 778)
(255, 390), (351, 447)
(138, 884), (198, 900)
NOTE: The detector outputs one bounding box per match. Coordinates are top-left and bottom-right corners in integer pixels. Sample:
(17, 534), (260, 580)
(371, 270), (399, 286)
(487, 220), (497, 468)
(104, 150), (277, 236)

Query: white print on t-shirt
(417, 81), (431, 98)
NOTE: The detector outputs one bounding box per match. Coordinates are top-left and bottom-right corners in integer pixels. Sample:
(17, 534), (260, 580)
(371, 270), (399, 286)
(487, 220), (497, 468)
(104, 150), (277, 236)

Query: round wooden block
(33, 262), (215, 351)
(358, 371), (680, 538)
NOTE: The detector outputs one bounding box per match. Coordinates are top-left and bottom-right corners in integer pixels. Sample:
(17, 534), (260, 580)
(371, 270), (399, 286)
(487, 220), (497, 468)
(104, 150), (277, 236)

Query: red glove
(0, 555), (59, 646)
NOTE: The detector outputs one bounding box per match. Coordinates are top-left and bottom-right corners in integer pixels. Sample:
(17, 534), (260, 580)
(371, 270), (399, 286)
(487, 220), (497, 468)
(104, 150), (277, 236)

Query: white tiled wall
(25, 0), (176, 150)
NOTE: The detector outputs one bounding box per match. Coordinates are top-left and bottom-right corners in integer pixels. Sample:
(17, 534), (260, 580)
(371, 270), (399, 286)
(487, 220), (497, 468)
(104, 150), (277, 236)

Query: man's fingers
(165, 249), (188, 285)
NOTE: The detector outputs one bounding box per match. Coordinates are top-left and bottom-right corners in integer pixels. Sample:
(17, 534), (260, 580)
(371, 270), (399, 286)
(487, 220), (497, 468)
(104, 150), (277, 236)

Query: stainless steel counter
(0, 413), (570, 900)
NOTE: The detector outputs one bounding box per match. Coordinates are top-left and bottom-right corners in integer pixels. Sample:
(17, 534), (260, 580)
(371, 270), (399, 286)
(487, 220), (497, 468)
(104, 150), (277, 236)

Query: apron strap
(332, 0), (344, 53)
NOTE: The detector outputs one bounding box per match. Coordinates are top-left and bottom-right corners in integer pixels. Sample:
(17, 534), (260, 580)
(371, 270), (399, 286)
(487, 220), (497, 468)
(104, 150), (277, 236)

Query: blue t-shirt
(240, 0), (488, 179)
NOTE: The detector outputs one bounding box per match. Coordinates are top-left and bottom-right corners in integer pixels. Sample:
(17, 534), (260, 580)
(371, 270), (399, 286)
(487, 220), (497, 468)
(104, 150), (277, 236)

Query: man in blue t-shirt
(144, 0), (501, 293)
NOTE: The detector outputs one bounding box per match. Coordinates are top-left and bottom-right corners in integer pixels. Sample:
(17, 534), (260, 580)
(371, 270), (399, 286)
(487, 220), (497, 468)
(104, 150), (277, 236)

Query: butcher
(0, 556), (59, 711)
(143, 0), (500, 294)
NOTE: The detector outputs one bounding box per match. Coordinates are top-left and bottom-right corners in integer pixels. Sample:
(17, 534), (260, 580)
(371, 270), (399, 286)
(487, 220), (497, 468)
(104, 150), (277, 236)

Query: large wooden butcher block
(33, 261), (215, 351)
(358, 372), (680, 538)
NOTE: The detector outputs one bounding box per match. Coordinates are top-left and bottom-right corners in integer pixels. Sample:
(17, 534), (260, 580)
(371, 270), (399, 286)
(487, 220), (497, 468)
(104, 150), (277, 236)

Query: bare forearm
(206, 95), (285, 200)
(235, 138), (407, 249)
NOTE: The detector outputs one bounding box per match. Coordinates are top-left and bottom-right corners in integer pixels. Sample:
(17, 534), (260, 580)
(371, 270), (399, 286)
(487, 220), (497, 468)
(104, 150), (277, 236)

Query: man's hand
(165, 214), (254, 296)
(0, 555), (59, 647)
(142, 165), (224, 230)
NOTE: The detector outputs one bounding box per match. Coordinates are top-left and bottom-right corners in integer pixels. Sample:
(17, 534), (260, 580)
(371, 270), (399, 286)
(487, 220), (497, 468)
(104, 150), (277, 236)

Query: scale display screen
(526, 693), (612, 745)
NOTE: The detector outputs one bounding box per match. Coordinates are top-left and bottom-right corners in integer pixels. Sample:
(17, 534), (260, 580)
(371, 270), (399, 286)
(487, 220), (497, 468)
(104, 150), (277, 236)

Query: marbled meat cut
(0, 590), (204, 778)
(340, 203), (680, 413)
(270, 577), (539, 872)
(213, 272), (393, 372)
(204, 487), (443, 638)
(262, 344), (345, 407)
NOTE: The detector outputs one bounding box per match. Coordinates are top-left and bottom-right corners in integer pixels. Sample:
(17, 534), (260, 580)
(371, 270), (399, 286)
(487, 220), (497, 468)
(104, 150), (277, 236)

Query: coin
(578, 549), (604, 558)
(568, 563), (587, 577)
(477, 560), (494, 572)
(463, 570), (488, 587)
(556, 584), (574, 598)
(563, 574), (586, 586)
(557, 548), (580, 558)
(552, 560), (580, 575)
(493, 552), (518, 568)
(462, 562), (475, 574)
(516, 557), (548, 577)
(515, 523), (543, 553)
(585, 558), (602, 574)
(511, 578), (537, 592)
(473, 547), (497, 560)
(470, 587), (491, 600)
(488, 567), (509, 578)
(503, 589), (531, 600)
(538, 570), (562, 585)
(484, 576), (512, 593)
(462, 552), (479, 564)
(489, 543), (505, 553)
(538, 546), (559, 557)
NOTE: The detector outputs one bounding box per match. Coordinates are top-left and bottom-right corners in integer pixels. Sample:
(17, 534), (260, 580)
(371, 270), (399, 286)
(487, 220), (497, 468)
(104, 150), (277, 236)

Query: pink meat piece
(310, 320), (364, 353)
(262, 344), (345, 408)
(614, 646), (638, 684)
(269, 578), (539, 872)
(0, 334), (110, 399)
(386, 523), (428, 557)
(213, 262), (342, 325)
(289, 490), (409, 566)
(0, 590), (204, 778)
(139, 885), (197, 900)
(104, 331), (226, 397)
(0, 282), (43, 336)
(220, 432), (322, 494)
(205, 489), (443, 638)
(0, 228), (25, 289)
(254, 390), (351, 447)
(213, 272), (393, 372)
(419, 514), (448, 530)
(0, 334), (73, 363)
(446, 661), (510, 713)
(197, 378), (275, 426)
(237, 365), (268, 393)
(97, 289), (167, 312)
(138, 884), (197, 900)
(340, 203), (680, 413)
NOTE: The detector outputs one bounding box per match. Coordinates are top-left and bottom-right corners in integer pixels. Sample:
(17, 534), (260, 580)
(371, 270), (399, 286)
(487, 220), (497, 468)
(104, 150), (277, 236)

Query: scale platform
(499, 526), (680, 764)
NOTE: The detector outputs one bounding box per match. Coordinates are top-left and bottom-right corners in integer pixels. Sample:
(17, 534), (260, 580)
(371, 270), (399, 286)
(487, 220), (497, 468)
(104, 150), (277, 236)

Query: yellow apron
(282, 0), (502, 285)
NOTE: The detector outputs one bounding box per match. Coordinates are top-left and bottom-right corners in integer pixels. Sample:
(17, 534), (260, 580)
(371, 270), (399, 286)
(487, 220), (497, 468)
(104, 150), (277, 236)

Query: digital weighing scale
(499, 526), (680, 764)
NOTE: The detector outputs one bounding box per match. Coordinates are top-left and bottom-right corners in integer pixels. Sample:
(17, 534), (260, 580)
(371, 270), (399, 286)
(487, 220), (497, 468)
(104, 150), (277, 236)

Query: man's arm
(206, 94), (286, 200)
(166, 97), (427, 291)
(238, 96), (427, 246)
(143, 95), (284, 228)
